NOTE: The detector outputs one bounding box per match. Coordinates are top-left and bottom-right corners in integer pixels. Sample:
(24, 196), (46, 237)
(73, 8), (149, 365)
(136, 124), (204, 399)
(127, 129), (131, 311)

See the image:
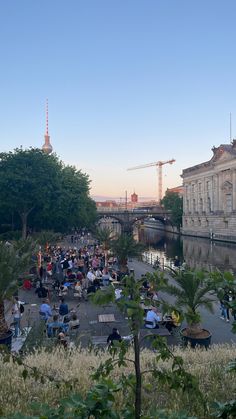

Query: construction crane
(127, 159), (175, 203)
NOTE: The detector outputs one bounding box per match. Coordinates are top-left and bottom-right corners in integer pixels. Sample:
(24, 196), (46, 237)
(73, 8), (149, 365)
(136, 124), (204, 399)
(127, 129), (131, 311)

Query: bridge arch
(96, 209), (172, 234)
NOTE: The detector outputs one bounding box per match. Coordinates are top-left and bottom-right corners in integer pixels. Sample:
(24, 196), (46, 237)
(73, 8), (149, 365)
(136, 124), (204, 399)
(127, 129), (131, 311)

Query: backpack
(19, 304), (25, 314)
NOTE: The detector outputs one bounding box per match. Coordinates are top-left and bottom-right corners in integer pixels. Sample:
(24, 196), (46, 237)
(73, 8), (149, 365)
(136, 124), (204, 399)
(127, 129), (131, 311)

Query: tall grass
(0, 344), (235, 417)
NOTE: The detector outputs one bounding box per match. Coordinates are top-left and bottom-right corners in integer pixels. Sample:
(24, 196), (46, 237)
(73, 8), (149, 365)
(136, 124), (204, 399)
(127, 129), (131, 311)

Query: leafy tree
(31, 164), (96, 232)
(91, 272), (204, 418)
(0, 149), (62, 238)
(161, 191), (183, 229)
(0, 149), (97, 237)
(0, 240), (33, 337)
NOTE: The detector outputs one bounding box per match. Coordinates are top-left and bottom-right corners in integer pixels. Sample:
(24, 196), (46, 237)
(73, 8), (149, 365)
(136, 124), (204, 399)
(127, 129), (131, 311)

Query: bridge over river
(97, 208), (172, 233)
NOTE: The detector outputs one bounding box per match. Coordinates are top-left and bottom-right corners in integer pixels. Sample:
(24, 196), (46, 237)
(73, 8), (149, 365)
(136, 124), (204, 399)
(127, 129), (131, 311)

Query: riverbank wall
(144, 221), (236, 244)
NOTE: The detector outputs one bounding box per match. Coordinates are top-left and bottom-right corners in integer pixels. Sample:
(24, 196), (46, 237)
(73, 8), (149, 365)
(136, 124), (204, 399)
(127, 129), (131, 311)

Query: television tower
(42, 99), (53, 154)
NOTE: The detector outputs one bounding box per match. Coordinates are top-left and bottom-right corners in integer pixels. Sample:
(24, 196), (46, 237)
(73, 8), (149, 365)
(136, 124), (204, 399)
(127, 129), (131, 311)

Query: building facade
(166, 185), (184, 197)
(182, 141), (236, 242)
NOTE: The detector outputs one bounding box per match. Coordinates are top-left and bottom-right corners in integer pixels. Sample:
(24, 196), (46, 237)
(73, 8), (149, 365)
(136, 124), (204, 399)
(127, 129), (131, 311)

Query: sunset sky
(1, 1), (236, 200)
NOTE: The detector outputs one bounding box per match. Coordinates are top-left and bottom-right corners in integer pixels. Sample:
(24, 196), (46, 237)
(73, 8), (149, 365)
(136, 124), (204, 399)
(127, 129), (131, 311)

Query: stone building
(182, 141), (236, 242)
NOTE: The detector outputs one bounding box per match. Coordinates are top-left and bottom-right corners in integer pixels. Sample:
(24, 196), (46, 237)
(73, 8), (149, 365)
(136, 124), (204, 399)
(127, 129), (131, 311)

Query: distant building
(166, 185), (184, 197)
(182, 141), (236, 242)
(96, 200), (119, 209)
(131, 192), (138, 203)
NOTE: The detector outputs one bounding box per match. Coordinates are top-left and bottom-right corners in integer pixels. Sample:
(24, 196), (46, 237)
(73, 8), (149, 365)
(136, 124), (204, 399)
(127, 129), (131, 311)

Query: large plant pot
(0, 330), (13, 351)
(181, 328), (212, 349)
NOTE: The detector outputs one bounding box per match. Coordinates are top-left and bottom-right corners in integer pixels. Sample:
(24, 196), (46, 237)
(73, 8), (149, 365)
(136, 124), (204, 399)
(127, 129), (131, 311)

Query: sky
(1, 0), (236, 201)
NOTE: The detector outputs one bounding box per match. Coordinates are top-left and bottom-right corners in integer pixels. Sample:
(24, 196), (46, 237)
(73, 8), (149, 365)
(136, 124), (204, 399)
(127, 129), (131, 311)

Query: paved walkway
(6, 239), (236, 351)
(129, 259), (236, 345)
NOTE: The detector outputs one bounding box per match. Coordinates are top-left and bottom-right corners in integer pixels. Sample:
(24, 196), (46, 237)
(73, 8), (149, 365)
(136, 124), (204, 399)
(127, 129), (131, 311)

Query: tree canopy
(161, 191), (183, 228)
(0, 148), (96, 237)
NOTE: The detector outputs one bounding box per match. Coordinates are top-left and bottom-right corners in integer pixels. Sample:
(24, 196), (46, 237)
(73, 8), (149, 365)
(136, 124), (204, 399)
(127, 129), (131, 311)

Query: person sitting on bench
(145, 307), (161, 329)
(47, 315), (67, 337)
(164, 310), (181, 334)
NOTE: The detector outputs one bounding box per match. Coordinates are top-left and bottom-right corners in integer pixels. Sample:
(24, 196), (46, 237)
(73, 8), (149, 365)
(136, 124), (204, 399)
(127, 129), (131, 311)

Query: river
(137, 226), (236, 273)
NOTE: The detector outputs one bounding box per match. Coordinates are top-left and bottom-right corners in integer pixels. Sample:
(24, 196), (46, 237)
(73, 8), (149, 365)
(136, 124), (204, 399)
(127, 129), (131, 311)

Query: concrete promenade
(6, 236), (236, 351)
(129, 259), (236, 345)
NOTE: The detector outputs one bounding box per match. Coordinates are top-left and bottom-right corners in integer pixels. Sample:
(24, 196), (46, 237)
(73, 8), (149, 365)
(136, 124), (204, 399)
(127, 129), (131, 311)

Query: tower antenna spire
(42, 99), (53, 154)
(230, 112), (232, 142)
(46, 98), (49, 135)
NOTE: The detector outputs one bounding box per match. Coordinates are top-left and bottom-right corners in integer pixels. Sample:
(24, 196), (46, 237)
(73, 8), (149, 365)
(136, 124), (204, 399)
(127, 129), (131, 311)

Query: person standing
(12, 296), (22, 338)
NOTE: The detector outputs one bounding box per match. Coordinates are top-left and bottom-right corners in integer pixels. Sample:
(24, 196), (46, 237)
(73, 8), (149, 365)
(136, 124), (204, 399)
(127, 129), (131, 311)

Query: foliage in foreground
(0, 344), (235, 417)
(0, 239), (33, 335)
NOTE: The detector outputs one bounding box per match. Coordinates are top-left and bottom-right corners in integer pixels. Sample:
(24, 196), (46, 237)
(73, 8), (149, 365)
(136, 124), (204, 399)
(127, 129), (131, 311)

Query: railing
(141, 252), (173, 270)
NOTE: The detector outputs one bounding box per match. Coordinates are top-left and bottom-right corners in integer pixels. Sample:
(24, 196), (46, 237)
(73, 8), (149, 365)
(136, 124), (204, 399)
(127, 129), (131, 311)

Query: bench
(98, 314), (115, 323)
(140, 328), (171, 337)
(91, 335), (133, 347)
(91, 336), (108, 347)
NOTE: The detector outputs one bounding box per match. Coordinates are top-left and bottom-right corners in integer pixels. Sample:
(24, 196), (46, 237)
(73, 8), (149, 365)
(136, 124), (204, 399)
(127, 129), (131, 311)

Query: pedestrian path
(128, 259), (236, 344)
(11, 327), (31, 352)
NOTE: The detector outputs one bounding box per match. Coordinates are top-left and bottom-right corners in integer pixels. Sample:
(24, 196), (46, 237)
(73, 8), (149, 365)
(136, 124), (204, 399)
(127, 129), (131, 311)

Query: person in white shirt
(95, 268), (102, 278)
(145, 308), (161, 329)
(86, 269), (95, 284)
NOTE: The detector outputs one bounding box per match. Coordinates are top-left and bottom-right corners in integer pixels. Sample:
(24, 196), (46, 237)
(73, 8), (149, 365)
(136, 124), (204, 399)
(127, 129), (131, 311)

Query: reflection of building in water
(139, 227), (165, 245)
(140, 228), (236, 273)
(97, 217), (121, 236)
(182, 141), (236, 242)
(183, 236), (236, 273)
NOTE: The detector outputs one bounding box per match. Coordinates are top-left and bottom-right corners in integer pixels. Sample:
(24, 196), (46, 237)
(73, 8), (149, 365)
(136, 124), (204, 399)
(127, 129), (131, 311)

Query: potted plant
(160, 267), (215, 348)
(0, 239), (32, 350)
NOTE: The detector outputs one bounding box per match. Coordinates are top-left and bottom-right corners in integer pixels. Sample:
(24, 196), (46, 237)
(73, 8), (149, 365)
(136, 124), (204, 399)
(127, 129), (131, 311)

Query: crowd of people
(10, 233), (235, 348)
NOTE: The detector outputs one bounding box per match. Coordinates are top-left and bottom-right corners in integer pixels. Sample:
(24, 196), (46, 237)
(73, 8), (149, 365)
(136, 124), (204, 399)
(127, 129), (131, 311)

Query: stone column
(233, 170), (236, 210)
(214, 174), (219, 211)
(218, 171), (223, 211)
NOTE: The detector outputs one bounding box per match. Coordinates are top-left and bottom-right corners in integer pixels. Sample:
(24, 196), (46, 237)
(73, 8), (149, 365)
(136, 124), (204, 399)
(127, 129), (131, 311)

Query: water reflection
(139, 227), (236, 273)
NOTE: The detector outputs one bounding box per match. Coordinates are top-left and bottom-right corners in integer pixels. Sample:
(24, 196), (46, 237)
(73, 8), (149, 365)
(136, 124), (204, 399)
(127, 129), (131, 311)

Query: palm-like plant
(0, 241), (32, 337)
(94, 226), (114, 267)
(33, 230), (61, 248)
(111, 234), (144, 273)
(160, 268), (215, 336)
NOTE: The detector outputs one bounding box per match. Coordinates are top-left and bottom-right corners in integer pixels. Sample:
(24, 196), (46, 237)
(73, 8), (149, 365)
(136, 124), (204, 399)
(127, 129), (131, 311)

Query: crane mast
(127, 158), (175, 203)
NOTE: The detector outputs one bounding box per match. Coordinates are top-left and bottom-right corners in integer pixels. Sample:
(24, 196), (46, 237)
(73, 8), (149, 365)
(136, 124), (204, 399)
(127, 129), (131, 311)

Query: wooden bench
(91, 335), (133, 347)
(98, 314), (115, 323)
(140, 328), (171, 337)
(91, 336), (108, 347)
